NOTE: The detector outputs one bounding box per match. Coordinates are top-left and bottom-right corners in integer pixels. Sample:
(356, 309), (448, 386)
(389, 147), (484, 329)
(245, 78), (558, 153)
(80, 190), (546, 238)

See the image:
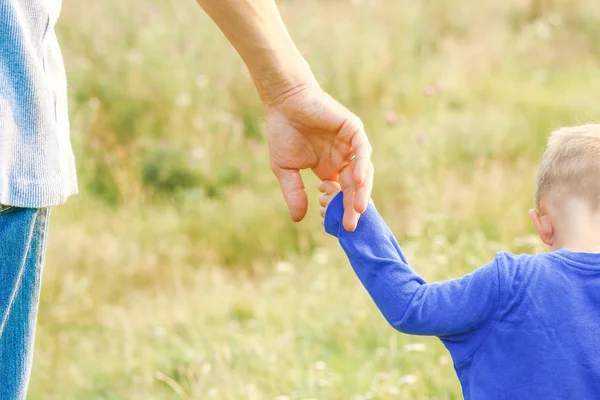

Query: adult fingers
(273, 166), (308, 222)
(351, 128), (372, 186)
(354, 162), (374, 213)
(343, 190), (360, 232)
(340, 166), (360, 232)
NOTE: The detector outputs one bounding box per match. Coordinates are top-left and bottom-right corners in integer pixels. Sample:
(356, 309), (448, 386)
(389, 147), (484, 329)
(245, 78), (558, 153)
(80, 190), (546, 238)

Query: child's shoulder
(492, 250), (558, 277)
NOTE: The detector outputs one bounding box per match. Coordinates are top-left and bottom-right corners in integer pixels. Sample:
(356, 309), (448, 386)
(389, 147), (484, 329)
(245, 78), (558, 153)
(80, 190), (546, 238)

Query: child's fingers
(319, 192), (338, 207)
(319, 194), (329, 207)
(319, 181), (342, 225)
(318, 181), (330, 194)
(318, 180), (341, 195)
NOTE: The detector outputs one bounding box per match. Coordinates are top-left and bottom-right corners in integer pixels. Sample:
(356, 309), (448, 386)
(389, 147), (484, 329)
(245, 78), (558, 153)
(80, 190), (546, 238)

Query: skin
(196, 0), (373, 231)
(319, 180), (343, 224)
(529, 196), (600, 252)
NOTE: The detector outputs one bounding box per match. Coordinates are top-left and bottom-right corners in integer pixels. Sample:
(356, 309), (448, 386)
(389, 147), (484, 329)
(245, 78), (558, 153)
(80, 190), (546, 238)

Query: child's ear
(528, 208), (554, 246)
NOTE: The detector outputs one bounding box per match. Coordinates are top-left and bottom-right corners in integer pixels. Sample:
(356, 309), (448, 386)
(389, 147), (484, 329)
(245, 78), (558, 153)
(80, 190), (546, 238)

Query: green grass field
(31, 0), (600, 398)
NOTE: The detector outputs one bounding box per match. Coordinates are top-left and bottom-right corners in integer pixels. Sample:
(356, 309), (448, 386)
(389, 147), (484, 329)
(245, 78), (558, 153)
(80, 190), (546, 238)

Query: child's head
(529, 124), (600, 250)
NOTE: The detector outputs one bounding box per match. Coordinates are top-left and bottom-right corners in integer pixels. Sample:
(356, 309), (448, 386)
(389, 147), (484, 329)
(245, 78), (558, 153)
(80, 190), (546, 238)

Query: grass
(30, 0), (600, 398)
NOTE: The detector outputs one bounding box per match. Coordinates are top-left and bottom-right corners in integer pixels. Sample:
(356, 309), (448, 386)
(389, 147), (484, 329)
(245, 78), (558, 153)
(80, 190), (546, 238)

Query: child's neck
(553, 203), (600, 253)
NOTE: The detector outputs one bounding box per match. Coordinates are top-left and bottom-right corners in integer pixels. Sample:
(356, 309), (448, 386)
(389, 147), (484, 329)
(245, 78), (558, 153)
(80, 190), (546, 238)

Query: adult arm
(196, 0), (372, 231)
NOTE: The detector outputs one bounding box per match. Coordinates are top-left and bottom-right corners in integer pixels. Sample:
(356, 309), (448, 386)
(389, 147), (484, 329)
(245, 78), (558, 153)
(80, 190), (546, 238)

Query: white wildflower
(314, 360), (327, 370)
(201, 362), (212, 375)
(404, 343), (427, 352)
(275, 261), (294, 274)
(176, 92), (192, 108)
(313, 249), (329, 265)
(399, 374), (417, 385)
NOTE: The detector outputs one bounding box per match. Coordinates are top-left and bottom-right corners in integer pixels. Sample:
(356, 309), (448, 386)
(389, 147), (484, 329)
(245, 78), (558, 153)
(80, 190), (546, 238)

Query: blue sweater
(325, 193), (600, 400)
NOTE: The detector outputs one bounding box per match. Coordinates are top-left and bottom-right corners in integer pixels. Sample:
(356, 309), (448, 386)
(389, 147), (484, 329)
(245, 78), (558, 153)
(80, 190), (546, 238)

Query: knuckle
(342, 115), (363, 134)
(353, 116), (365, 131)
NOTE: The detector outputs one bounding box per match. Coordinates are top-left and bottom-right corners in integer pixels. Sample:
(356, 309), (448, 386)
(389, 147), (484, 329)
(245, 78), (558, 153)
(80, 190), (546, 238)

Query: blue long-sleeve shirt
(325, 193), (600, 400)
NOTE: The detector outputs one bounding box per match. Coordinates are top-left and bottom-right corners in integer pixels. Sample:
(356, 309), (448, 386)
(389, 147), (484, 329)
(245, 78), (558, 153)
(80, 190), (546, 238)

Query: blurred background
(33, 0), (600, 398)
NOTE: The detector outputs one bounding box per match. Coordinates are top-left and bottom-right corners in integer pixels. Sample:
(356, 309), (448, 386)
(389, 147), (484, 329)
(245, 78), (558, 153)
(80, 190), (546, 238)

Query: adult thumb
(273, 166), (308, 222)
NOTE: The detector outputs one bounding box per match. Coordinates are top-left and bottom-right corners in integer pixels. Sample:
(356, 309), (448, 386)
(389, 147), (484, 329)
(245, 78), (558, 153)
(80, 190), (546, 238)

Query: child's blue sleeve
(325, 192), (500, 338)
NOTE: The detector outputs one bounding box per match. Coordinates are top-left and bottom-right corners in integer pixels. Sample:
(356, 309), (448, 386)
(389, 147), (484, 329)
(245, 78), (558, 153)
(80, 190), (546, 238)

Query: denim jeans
(0, 206), (50, 400)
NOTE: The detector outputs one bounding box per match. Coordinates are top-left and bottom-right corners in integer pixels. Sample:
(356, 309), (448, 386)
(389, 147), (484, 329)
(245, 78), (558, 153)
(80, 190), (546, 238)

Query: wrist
(250, 51), (319, 106)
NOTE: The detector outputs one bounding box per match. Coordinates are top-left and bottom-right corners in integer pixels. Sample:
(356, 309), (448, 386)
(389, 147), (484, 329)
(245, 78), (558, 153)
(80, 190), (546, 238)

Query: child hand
(318, 180), (342, 224)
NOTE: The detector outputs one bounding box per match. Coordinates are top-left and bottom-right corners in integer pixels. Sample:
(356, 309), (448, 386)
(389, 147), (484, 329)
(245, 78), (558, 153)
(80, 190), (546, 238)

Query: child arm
(324, 191), (501, 338)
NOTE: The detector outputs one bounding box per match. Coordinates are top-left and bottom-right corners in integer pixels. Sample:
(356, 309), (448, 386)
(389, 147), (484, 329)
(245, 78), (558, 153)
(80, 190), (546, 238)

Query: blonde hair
(536, 124), (600, 210)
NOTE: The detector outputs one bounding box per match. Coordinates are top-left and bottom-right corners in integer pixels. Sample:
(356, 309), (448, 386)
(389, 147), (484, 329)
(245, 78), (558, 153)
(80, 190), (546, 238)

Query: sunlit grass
(30, 0), (600, 398)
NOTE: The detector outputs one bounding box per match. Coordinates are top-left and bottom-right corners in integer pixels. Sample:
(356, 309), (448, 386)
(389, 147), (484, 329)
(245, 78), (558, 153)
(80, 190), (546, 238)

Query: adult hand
(265, 83), (373, 232)
(196, 0), (373, 230)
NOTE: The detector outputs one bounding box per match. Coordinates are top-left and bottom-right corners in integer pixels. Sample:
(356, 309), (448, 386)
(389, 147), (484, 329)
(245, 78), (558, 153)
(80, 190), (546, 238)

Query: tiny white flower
(208, 388), (219, 397)
(314, 360), (327, 370)
(404, 343), (427, 352)
(399, 374), (417, 385)
(439, 355), (450, 365)
(176, 92), (192, 108)
(201, 362), (212, 375)
(275, 261), (294, 274)
(313, 249), (329, 265)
